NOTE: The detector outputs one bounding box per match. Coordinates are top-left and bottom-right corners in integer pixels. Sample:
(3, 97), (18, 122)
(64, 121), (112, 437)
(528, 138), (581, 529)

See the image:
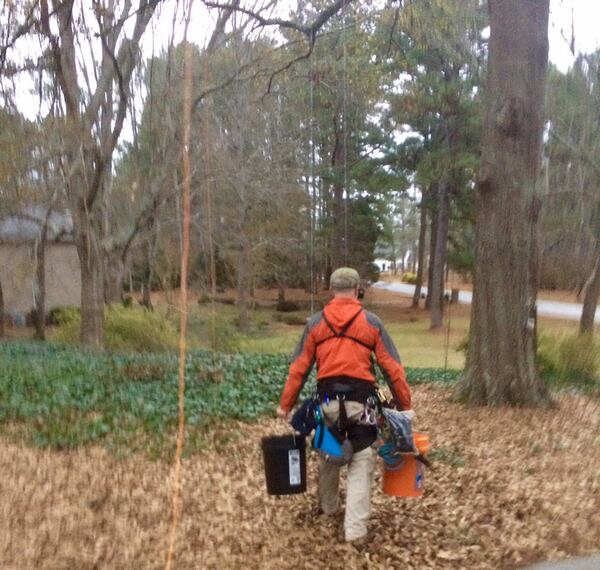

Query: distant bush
(272, 312), (307, 326)
(198, 293), (211, 304)
(52, 305), (179, 352)
(50, 306), (81, 326)
(276, 300), (300, 312)
(401, 272), (418, 285)
(538, 333), (600, 387)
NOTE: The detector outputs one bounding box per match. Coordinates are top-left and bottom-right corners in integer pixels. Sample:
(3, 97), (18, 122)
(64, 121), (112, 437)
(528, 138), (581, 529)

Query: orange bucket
(382, 432), (429, 498)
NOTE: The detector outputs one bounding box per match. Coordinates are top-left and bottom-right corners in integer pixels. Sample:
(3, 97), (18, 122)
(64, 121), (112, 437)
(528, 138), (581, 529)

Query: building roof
(0, 206), (74, 243)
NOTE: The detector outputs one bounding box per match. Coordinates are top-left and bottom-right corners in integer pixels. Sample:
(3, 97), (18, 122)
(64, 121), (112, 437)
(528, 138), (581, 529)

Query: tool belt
(317, 376), (377, 404)
(316, 377), (378, 453)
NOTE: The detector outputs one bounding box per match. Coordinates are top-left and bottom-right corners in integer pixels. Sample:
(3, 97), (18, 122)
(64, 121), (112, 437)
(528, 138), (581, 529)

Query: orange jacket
(279, 297), (411, 412)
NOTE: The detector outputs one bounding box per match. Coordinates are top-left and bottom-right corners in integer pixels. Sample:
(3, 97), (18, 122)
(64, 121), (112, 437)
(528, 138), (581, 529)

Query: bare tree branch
(202, 0), (356, 42)
(206, 0), (241, 52)
(0, 2), (38, 75)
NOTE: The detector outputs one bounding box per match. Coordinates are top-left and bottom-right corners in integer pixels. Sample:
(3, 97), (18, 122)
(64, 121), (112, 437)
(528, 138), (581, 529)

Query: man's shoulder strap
(317, 309), (374, 351)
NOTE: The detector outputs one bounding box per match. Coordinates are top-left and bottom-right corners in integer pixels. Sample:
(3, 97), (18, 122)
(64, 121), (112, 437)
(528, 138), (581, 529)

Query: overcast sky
(548, 0), (600, 71)
(6, 0), (600, 122)
(141, 0), (600, 71)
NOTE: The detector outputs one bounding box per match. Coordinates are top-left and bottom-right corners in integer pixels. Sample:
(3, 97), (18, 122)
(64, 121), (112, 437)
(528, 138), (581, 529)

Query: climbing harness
(314, 309), (375, 352)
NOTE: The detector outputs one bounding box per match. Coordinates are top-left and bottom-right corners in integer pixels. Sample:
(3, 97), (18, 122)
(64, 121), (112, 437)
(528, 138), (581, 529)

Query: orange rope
(165, 1), (193, 567)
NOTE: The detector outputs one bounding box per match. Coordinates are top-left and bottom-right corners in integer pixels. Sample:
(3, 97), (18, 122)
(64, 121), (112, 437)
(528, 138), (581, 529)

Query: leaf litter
(0, 385), (598, 569)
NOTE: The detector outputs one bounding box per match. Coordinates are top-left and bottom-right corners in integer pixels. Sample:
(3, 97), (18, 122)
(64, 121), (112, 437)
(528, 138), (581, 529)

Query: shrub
(198, 293), (211, 304)
(538, 333), (600, 387)
(272, 313), (307, 326)
(276, 300), (300, 312)
(401, 272), (418, 285)
(52, 305), (179, 352)
(50, 306), (81, 326)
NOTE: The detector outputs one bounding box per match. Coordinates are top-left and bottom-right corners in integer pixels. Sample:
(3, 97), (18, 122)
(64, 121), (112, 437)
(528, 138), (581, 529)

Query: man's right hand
(276, 406), (289, 420)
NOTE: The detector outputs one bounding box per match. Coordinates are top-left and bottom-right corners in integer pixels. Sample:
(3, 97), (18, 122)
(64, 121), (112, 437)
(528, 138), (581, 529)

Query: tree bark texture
(430, 183), (450, 329)
(77, 206), (105, 350)
(34, 219), (49, 341)
(425, 203), (437, 310)
(580, 248), (600, 334)
(412, 196), (428, 308)
(104, 253), (125, 304)
(459, 0), (551, 406)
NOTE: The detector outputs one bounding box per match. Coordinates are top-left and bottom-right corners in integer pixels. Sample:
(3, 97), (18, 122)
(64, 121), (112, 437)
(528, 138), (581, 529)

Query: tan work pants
(318, 400), (376, 542)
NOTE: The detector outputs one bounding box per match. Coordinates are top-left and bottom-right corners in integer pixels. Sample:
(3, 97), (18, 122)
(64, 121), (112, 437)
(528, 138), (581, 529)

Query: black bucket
(261, 435), (307, 495)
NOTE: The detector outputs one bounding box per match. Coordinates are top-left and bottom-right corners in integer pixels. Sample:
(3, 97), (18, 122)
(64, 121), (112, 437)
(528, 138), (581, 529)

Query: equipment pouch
(313, 422), (353, 466)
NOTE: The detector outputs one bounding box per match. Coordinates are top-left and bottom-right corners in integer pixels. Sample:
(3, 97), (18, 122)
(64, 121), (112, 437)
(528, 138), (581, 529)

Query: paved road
(523, 555), (600, 569)
(373, 281), (600, 323)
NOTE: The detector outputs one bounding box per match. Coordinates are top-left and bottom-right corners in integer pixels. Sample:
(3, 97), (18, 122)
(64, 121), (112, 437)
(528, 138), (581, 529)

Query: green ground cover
(0, 342), (459, 456)
(1, 307), (596, 458)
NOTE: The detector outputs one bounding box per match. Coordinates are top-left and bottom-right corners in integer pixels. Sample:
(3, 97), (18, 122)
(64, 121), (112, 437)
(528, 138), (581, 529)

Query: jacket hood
(323, 297), (363, 330)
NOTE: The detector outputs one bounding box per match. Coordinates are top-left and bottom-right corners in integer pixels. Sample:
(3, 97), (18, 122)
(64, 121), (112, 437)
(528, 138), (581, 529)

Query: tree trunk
(142, 275), (153, 310)
(458, 0), (551, 406)
(426, 189), (438, 310)
(0, 279), (4, 339)
(580, 250), (600, 334)
(142, 229), (159, 311)
(235, 106), (251, 333)
(237, 236), (250, 332)
(330, 115), (346, 270)
(430, 183), (450, 329)
(105, 254), (124, 304)
(77, 210), (105, 350)
(413, 195), (428, 307)
(34, 219), (49, 341)
(277, 283), (286, 304)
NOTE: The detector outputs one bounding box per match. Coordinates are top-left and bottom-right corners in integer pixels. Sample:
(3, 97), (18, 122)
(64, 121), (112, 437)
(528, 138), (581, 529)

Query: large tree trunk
(77, 209), (105, 350)
(430, 183), (450, 329)
(412, 194), (428, 308)
(458, 0), (551, 406)
(580, 249), (600, 334)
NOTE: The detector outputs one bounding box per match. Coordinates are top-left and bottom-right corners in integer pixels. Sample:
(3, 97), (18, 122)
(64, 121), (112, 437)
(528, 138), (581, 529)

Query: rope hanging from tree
(165, 0), (193, 567)
(342, 0), (349, 266)
(309, 38), (316, 314)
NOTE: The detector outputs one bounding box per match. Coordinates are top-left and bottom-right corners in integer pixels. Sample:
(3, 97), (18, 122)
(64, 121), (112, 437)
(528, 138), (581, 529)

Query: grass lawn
(182, 294), (585, 372)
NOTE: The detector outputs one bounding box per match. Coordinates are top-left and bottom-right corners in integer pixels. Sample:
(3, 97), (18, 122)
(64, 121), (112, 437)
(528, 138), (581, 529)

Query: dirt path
(1, 386), (599, 569)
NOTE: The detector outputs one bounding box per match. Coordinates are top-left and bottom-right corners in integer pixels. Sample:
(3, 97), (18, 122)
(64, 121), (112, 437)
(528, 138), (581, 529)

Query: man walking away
(277, 267), (412, 543)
